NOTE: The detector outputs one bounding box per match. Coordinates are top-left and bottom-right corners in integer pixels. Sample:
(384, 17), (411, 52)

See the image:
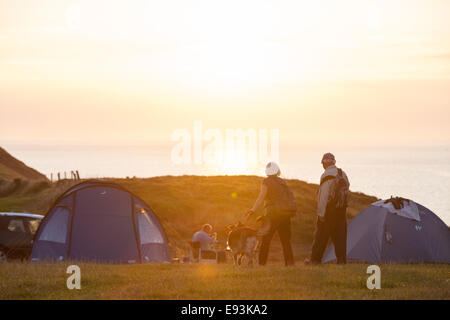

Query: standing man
(306, 153), (350, 265)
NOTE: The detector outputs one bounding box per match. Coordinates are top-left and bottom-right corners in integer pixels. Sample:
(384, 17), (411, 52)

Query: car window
(27, 219), (41, 235)
(8, 219), (26, 233)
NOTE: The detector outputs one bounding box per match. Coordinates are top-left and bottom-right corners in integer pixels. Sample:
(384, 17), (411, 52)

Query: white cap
(265, 162), (280, 176)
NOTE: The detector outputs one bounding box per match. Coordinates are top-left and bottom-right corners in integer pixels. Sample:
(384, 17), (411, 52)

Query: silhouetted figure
(306, 153), (350, 265)
(247, 162), (296, 266)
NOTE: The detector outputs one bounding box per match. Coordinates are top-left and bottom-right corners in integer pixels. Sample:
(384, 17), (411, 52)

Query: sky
(1, 0), (450, 148)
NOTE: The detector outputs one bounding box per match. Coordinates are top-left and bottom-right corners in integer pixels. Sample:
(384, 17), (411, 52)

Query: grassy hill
(0, 175), (378, 259)
(0, 147), (47, 181)
(0, 176), (448, 300)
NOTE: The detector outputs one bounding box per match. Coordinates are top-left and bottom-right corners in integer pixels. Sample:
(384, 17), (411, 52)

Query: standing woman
(247, 162), (296, 266)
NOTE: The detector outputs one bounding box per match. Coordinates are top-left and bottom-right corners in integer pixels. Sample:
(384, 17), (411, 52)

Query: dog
(226, 217), (271, 266)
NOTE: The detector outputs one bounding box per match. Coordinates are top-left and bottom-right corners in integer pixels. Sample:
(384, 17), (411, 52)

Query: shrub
(0, 178), (26, 197)
(25, 180), (51, 194)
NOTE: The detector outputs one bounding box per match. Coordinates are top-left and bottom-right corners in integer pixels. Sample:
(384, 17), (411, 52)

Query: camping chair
(190, 241), (218, 263)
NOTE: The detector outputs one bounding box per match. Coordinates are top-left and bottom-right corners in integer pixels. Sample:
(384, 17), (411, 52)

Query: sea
(3, 143), (449, 225)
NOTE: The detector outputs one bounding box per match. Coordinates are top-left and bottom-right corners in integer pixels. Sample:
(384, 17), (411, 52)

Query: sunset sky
(1, 0), (450, 147)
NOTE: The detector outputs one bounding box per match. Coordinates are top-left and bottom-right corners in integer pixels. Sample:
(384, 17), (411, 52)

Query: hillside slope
(0, 176), (378, 261)
(0, 147), (47, 181)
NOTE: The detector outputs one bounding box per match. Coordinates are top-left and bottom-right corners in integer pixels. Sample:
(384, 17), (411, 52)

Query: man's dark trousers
(310, 205), (347, 264)
(259, 209), (294, 266)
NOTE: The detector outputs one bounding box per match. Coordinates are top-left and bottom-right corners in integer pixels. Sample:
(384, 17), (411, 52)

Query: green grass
(0, 262), (448, 299)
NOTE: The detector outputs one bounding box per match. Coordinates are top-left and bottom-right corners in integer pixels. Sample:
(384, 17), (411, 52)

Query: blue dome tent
(31, 180), (170, 264)
(323, 198), (450, 264)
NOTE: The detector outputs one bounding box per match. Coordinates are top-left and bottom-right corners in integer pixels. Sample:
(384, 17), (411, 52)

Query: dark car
(0, 213), (43, 261)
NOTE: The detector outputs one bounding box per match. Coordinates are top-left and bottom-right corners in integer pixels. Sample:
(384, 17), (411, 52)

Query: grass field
(0, 262), (449, 299)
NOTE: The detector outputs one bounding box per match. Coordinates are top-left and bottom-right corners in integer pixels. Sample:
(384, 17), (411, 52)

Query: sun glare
(217, 147), (262, 176)
(219, 156), (249, 175)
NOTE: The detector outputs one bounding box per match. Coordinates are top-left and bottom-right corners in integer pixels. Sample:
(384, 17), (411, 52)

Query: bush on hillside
(25, 180), (51, 194)
(0, 178), (26, 197)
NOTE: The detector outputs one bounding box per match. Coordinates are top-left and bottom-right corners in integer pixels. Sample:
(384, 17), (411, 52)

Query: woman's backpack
(264, 176), (298, 216)
(275, 179), (298, 214)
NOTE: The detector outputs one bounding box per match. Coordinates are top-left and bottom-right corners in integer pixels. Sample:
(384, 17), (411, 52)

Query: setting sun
(219, 155), (250, 175)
